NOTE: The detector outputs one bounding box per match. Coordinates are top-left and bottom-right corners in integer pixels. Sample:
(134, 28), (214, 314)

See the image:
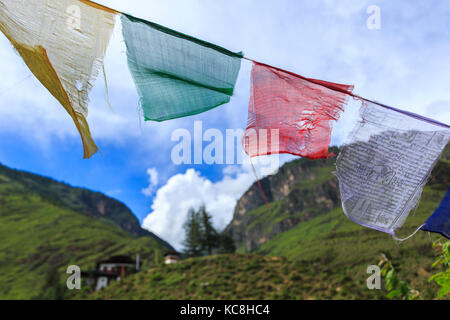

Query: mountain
(224, 147), (340, 252)
(0, 164), (169, 241)
(0, 163), (173, 299)
(88, 146), (448, 300)
(225, 146), (449, 253)
(224, 145), (450, 298)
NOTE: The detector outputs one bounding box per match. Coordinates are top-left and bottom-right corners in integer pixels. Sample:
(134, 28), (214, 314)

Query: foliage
(429, 240), (450, 299)
(183, 205), (235, 257)
(200, 206), (219, 255)
(183, 208), (204, 257)
(33, 265), (68, 300)
(378, 254), (420, 300)
(87, 254), (333, 300)
(377, 239), (450, 300)
(217, 233), (236, 254)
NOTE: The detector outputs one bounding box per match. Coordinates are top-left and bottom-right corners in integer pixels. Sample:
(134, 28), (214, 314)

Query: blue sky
(0, 0), (449, 249)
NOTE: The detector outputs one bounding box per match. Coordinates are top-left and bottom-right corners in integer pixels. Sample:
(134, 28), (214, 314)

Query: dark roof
(81, 271), (119, 278)
(96, 255), (135, 265)
(164, 250), (181, 257)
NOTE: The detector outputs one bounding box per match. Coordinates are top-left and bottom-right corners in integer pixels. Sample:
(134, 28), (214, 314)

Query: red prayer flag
(244, 62), (354, 159)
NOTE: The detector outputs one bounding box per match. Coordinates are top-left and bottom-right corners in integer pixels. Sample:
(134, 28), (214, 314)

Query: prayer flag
(336, 101), (450, 236)
(121, 14), (243, 122)
(243, 62), (354, 160)
(422, 188), (450, 239)
(0, 0), (117, 158)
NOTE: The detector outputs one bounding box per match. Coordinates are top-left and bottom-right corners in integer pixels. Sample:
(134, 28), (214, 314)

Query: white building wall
(95, 277), (109, 291)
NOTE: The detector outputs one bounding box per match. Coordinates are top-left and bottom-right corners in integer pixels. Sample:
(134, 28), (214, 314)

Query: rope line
(83, 0), (450, 129)
(0, 75), (32, 98)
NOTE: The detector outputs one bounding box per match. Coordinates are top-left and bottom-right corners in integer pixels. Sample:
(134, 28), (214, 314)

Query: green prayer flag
(121, 14), (243, 121)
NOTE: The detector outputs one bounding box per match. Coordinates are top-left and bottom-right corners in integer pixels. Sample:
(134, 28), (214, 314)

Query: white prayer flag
(336, 101), (450, 237)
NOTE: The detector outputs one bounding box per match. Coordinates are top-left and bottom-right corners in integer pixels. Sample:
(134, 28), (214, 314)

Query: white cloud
(141, 159), (283, 250)
(142, 168), (159, 196)
(425, 101), (450, 125)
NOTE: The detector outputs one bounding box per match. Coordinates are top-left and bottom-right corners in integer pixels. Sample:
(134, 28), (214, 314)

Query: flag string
(242, 57), (450, 129)
(249, 157), (272, 210)
(0, 75), (32, 98)
(81, 0), (450, 130)
(79, 0), (120, 14)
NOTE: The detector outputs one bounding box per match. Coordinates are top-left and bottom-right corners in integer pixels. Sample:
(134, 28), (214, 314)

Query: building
(82, 255), (140, 291)
(164, 251), (181, 265)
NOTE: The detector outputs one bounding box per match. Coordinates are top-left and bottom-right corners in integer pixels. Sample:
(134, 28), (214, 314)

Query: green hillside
(0, 164), (172, 245)
(224, 147), (345, 254)
(84, 254), (366, 300)
(256, 186), (446, 299)
(84, 186), (445, 300)
(0, 164), (170, 299)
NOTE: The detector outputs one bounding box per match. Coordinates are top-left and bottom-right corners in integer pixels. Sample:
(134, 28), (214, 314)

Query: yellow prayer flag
(0, 0), (117, 158)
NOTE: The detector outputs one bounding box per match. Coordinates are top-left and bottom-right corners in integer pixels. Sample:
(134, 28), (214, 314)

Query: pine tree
(182, 208), (203, 257)
(218, 233), (236, 254)
(199, 205), (219, 255)
(34, 265), (67, 300)
(183, 205), (236, 257)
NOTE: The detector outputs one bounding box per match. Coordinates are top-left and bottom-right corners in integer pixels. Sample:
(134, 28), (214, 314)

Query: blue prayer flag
(422, 188), (450, 239)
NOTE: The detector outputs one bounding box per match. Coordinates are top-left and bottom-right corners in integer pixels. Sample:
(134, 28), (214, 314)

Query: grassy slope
(256, 185), (446, 299)
(0, 173), (165, 299)
(254, 150), (450, 299)
(0, 163), (161, 239)
(86, 254), (341, 300)
(87, 186), (445, 300)
(243, 165), (336, 242)
(227, 156), (339, 253)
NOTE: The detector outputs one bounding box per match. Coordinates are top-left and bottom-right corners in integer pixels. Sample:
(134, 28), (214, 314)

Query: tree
(183, 208), (203, 257)
(34, 265), (67, 300)
(199, 205), (219, 255)
(378, 254), (420, 300)
(183, 205), (236, 257)
(218, 233), (236, 254)
(378, 239), (450, 300)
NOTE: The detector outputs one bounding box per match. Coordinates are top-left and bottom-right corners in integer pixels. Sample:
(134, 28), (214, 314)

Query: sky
(0, 0), (449, 250)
